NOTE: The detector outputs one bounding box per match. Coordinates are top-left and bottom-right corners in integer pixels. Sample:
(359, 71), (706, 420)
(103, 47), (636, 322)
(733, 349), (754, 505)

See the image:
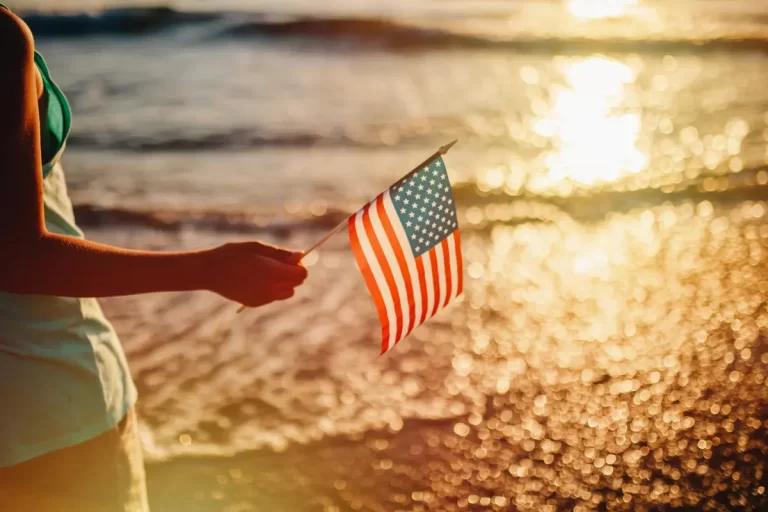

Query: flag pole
(236, 140), (458, 314)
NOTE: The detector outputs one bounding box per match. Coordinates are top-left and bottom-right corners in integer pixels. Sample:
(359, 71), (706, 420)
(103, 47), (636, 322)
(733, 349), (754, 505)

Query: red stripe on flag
(415, 256), (429, 325)
(429, 248), (441, 317)
(348, 212), (390, 353)
(454, 230), (464, 296)
(376, 196), (416, 338)
(441, 238), (453, 308)
(362, 201), (404, 344)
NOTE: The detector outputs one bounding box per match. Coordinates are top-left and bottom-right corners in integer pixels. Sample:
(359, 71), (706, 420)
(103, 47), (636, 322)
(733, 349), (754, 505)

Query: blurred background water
(10, 0), (768, 510)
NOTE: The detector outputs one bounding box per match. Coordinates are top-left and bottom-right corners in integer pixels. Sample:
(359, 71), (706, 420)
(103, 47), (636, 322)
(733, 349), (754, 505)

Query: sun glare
(568, 0), (637, 20)
(533, 57), (648, 187)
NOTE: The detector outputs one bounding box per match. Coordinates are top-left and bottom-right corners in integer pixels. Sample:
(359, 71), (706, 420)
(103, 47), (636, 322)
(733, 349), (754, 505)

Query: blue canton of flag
(391, 157), (459, 257)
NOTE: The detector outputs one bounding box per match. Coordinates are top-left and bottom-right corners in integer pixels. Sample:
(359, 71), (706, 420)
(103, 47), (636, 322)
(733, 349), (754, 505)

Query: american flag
(348, 155), (463, 354)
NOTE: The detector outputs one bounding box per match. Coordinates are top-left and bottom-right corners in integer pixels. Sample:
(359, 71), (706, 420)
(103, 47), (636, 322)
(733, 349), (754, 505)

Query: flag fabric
(348, 155), (464, 354)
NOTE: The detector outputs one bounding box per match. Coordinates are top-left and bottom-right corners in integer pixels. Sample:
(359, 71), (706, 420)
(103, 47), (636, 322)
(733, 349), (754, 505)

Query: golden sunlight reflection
(533, 57), (648, 188)
(568, 0), (638, 20)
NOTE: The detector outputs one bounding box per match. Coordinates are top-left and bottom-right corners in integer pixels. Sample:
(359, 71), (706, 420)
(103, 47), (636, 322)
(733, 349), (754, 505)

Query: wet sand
(93, 197), (768, 511)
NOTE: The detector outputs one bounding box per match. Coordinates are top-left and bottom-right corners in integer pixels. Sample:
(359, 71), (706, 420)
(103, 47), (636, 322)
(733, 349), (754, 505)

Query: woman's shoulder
(0, 7), (35, 62)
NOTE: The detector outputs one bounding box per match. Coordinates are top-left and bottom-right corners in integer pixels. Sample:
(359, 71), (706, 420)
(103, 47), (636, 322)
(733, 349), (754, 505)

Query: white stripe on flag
(422, 248), (435, 320)
(448, 232), (459, 300)
(382, 190), (422, 336)
(369, 196), (410, 342)
(433, 241), (447, 311)
(354, 208), (398, 351)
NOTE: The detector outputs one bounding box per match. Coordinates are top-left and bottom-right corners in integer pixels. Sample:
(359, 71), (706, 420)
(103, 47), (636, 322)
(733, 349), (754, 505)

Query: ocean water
(12, 0), (768, 510)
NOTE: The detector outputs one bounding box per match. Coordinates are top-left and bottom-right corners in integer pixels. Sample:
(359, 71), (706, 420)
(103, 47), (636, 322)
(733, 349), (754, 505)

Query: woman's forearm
(0, 11), (308, 306)
(1, 232), (214, 297)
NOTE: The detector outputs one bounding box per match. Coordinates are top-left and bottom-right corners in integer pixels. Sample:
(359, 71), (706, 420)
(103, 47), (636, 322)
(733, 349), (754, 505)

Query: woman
(0, 7), (308, 511)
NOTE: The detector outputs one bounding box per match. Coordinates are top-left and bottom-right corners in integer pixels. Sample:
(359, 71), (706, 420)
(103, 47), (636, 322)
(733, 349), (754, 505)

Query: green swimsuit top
(36, 50), (72, 178)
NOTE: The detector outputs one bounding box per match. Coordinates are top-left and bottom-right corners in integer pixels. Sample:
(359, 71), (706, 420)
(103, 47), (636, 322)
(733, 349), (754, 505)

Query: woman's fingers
(214, 241), (308, 309)
(240, 286), (296, 308)
(272, 288), (295, 301)
(247, 241), (303, 264)
(258, 256), (308, 284)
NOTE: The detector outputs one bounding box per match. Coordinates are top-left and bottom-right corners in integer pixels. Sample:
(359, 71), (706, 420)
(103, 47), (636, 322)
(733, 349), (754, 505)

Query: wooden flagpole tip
(439, 140), (458, 154)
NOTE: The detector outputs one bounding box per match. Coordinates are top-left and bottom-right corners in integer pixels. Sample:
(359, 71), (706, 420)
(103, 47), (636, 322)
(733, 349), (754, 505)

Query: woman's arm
(0, 10), (306, 307)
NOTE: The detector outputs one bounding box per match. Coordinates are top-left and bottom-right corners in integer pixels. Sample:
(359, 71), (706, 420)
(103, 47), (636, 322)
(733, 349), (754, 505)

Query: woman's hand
(205, 241), (308, 307)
